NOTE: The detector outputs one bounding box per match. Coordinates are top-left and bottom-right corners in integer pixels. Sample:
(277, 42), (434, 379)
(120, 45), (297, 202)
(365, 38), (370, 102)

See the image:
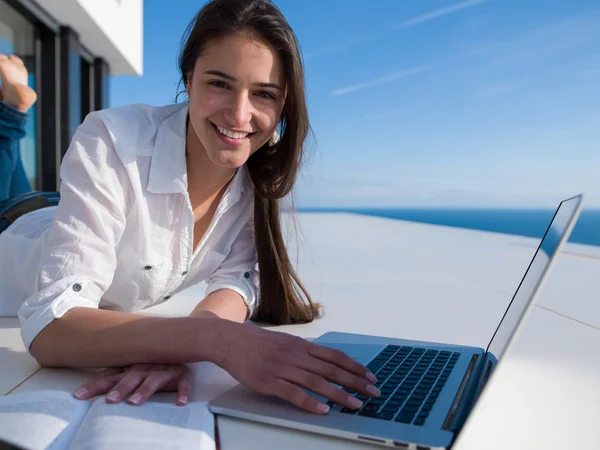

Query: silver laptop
(209, 195), (583, 449)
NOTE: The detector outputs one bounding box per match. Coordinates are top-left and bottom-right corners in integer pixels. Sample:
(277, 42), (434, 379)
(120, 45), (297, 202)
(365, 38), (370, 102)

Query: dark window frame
(38, 24), (60, 190)
(93, 57), (110, 111)
(59, 26), (82, 158)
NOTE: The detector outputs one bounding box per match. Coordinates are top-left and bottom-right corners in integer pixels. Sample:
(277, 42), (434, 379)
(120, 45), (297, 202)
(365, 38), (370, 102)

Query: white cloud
(304, 33), (382, 61)
(304, 0), (491, 62)
(394, 0), (491, 30)
(331, 66), (431, 96)
(462, 12), (600, 67)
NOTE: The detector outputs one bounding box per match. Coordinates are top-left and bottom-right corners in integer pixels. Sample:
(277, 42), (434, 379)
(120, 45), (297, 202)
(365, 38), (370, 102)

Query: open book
(0, 390), (215, 450)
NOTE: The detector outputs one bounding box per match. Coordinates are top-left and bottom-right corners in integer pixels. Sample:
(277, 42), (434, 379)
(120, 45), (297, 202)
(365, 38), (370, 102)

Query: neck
(185, 120), (237, 200)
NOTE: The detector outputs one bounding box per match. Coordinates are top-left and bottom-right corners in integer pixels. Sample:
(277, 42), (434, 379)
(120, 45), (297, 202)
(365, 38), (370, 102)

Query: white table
(0, 317), (40, 395)
(2, 213), (599, 450)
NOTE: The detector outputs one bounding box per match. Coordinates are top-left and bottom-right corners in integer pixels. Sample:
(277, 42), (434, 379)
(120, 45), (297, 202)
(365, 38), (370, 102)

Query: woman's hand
(215, 322), (380, 414)
(73, 363), (195, 406)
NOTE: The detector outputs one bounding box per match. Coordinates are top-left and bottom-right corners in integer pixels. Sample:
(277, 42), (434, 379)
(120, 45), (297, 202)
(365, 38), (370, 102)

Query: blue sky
(111, 0), (600, 208)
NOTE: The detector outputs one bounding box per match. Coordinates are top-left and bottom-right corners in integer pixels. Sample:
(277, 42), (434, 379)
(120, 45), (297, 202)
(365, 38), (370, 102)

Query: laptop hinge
(442, 353), (482, 431)
(447, 352), (498, 435)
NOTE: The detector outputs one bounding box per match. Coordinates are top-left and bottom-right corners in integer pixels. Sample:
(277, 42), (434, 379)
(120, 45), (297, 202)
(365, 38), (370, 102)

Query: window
(0, 0), (37, 189)
(60, 26), (83, 155)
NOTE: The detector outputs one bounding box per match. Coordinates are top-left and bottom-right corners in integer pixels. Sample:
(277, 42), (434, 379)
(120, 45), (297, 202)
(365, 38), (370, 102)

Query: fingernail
(366, 371), (377, 383)
(367, 385), (381, 397)
(74, 388), (88, 399)
(177, 395), (188, 405)
(107, 391), (120, 402)
(348, 396), (363, 409)
(316, 403), (330, 414)
(129, 393), (142, 405)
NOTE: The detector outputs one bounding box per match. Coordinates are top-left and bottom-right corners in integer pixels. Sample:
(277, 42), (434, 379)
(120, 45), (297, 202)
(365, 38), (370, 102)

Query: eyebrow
(203, 70), (283, 91)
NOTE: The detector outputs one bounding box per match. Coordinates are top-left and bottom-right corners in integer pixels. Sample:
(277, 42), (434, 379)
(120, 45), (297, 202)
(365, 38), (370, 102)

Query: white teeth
(217, 126), (249, 139)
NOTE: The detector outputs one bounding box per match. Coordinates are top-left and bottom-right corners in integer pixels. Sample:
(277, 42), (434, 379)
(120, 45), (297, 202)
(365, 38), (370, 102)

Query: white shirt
(0, 102), (258, 350)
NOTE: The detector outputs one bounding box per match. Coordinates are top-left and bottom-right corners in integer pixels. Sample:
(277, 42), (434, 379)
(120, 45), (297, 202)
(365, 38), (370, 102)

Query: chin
(210, 148), (251, 169)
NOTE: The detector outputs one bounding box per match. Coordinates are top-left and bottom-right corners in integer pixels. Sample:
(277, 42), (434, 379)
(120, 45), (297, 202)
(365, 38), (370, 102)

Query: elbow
(28, 321), (64, 368)
(29, 335), (57, 368)
(25, 307), (87, 368)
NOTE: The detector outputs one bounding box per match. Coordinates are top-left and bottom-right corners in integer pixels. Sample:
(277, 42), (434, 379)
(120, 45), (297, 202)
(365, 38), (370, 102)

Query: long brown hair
(178, 0), (318, 324)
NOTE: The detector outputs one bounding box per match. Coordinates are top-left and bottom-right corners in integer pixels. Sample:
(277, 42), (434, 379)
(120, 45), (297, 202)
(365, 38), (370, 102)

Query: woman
(0, 0), (379, 415)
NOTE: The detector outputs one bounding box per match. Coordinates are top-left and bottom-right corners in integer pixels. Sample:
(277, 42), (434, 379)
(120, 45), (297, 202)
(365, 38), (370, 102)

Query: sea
(298, 208), (600, 247)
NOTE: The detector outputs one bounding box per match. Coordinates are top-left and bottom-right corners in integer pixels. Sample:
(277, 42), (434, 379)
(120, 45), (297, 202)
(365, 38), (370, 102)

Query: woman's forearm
(29, 307), (224, 368)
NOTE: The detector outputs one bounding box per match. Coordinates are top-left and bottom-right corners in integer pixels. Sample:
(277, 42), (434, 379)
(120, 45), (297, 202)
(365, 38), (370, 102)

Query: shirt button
(144, 265), (153, 271)
(244, 272), (251, 279)
(181, 271), (188, 276)
(72, 283), (82, 292)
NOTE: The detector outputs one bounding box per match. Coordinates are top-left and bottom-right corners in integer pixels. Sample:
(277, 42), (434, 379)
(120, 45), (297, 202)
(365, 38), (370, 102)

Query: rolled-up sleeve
(18, 112), (130, 350)
(204, 217), (259, 319)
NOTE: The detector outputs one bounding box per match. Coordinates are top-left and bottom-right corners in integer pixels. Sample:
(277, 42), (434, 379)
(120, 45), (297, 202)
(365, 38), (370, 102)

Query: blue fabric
(0, 102), (59, 235)
(0, 101), (32, 199)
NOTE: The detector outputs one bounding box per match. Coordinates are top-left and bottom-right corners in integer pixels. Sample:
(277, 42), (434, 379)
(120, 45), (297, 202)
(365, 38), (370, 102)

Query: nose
(224, 92), (253, 128)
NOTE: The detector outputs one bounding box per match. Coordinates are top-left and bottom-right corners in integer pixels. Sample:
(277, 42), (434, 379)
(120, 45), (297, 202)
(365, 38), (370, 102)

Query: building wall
(40, 0), (143, 75)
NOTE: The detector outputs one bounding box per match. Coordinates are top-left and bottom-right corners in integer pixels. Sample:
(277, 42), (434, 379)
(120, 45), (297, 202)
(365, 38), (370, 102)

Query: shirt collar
(147, 103), (189, 194)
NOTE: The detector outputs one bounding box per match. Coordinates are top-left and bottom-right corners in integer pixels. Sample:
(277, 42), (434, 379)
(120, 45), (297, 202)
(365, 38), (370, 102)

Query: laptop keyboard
(334, 345), (460, 426)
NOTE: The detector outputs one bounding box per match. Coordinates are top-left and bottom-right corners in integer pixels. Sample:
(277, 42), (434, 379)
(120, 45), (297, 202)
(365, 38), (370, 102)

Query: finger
(73, 373), (125, 400)
(127, 369), (173, 406)
(266, 379), (331, 415)
(301, 359), (380, 399)
(282, 368), (365, 411)
(94, 367), (124, 380)
(175, 367), (193, 406)
(106, 366), (159, 403)
(308, 344), (376, 382)
(73, 368), (123, 399)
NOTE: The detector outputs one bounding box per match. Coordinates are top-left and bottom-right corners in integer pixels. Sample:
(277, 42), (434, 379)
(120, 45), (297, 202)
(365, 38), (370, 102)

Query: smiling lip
(211, 122), (254, 147)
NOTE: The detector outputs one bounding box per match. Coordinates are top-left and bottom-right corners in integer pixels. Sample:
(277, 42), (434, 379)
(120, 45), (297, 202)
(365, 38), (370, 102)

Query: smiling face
(186, 33), (285, 169)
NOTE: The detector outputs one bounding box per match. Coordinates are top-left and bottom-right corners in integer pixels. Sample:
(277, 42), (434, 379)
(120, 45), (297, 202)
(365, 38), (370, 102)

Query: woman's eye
(255, 91), (276, 100)
(209, 80), (229, 89)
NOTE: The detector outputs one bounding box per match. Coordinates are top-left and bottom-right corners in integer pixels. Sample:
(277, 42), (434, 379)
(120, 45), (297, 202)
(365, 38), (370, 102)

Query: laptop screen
(486, 195), (582, 359)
